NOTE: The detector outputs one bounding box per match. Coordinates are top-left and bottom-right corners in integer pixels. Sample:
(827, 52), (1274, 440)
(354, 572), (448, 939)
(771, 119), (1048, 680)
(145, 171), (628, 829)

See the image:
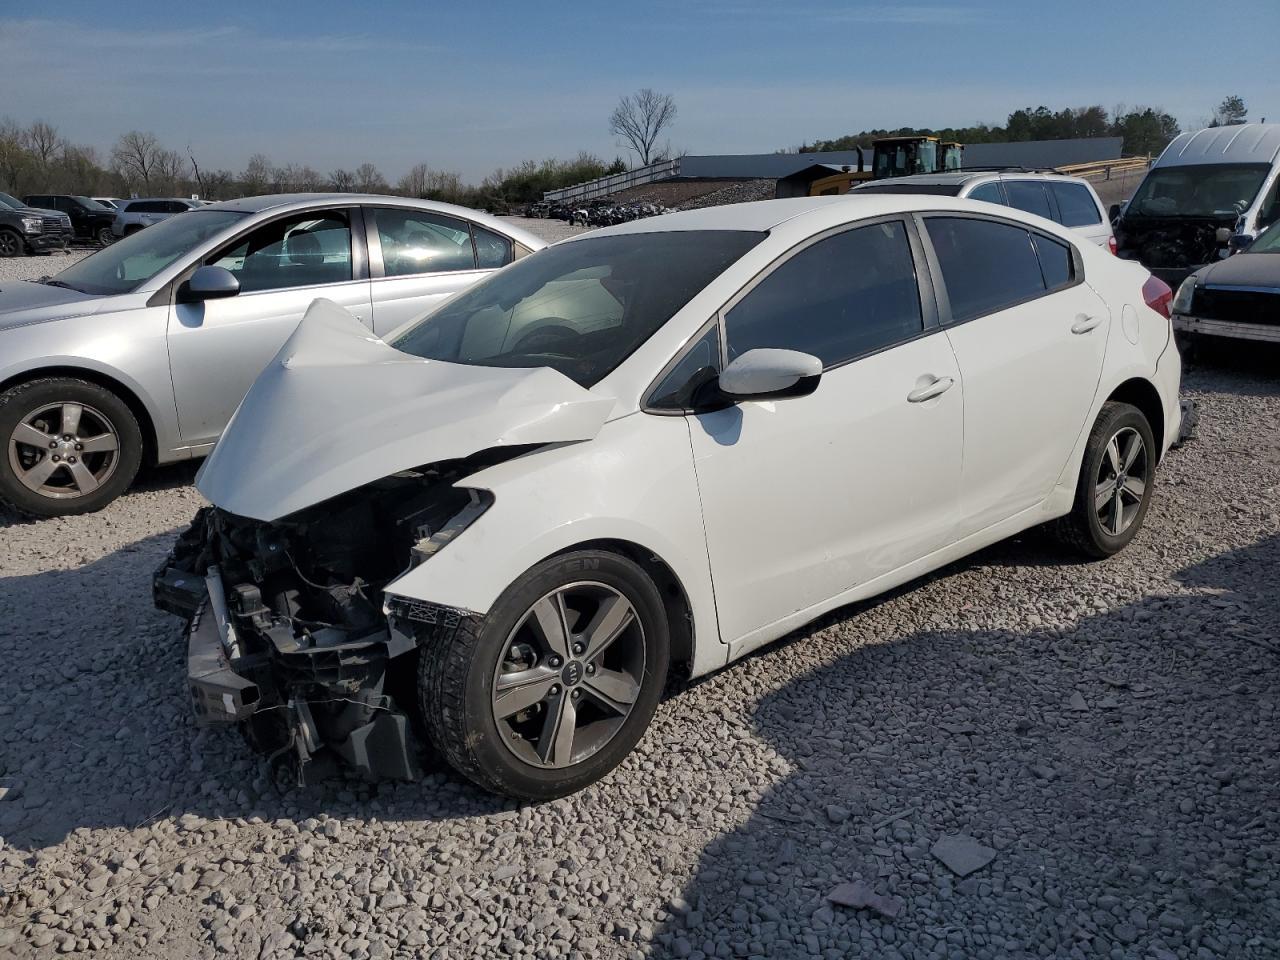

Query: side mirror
(1227, 233), (1255, 255)
(716, 348), (822, 402)
(179, 265), (240, 303)
(1107, 203), (1121, 223)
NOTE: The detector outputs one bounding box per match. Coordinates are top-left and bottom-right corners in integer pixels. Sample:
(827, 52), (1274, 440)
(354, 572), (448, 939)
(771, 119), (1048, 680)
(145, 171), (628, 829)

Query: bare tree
(399, 162), (431, 197)
(24, 121), (62, 183)
(329, 168), (355, 192)
(111, 131), (163, 193)
(187, 144), (209, 198)
(203, 169), (234, 200)
(0, 118), (34, 192)
(609, 89), (677, 166)
(154, 149), (187, 195)
(240, 153), (272, 195)
(354, 162), (386, 193)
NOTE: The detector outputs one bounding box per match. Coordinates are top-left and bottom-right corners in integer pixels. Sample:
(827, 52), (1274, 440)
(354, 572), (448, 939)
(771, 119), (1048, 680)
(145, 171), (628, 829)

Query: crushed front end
(154, 463), (492, 785)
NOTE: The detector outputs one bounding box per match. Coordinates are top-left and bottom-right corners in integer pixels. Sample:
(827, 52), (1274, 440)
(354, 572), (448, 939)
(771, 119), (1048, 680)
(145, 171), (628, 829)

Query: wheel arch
(1104, 377), (1164, 456)
(0, 365), (160, 465)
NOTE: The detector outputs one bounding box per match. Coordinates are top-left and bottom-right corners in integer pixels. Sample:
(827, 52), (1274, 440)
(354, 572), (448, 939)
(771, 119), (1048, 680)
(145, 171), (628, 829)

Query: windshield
(391, 230), (764, 387)
(0, 192), (20, 209)
(1127, 164), (1271, 219)
(53, 210), (247, 295)
(1249, 223), (1280, 253)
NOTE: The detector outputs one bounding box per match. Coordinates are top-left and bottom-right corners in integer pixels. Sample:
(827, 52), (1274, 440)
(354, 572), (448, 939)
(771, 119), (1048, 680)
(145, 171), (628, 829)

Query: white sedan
(156, 195), (1183, 799)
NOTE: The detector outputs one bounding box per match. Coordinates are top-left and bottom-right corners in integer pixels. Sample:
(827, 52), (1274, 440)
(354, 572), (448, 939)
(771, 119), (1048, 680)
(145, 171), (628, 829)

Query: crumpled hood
(0, 280), (105, 331)
(197, 299), (617, 521)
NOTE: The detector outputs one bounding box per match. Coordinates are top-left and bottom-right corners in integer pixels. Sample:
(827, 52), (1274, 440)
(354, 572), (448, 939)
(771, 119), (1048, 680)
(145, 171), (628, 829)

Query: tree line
(800, 96), (1251, 159)
(0, 120), (628, 210)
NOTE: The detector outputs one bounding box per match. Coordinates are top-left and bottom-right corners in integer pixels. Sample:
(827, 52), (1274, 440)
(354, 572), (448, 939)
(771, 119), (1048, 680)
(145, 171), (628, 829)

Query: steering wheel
(512, 322), (580, 354)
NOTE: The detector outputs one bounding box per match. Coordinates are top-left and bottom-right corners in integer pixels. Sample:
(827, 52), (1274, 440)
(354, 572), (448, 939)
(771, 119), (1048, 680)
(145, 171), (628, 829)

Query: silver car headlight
(21, 217), (41, 234)
(1171, 277), (1196, 316)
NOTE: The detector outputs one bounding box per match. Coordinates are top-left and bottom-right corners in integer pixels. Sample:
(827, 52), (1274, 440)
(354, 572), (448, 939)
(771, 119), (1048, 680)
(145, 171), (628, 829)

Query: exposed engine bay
(154, 453), (514, 785)
(1115, 215), (1233, 285)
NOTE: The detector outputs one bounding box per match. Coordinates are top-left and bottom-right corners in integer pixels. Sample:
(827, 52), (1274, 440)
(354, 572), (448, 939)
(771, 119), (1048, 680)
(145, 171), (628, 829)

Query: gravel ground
(2, 233), (1279, 959)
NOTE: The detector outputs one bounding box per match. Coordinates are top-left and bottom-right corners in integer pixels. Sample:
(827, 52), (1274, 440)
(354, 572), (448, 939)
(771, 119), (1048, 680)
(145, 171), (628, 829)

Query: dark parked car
(1171, 222), (1280, 345)
(0, 192), (72, 256)
(22, 194), (116, 245)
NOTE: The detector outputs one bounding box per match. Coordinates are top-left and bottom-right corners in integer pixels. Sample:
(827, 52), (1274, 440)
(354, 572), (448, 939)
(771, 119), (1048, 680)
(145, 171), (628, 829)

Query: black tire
(0, 378), (144, 518)
(1053, 401), (1156, 558)
(0, 229), (23, 258)
(419, 549), (670, 800)
(95, 226), (114, 246)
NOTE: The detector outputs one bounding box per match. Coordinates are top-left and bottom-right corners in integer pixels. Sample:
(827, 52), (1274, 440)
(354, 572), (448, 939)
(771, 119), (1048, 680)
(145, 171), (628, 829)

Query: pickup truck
(0, 192), (73, 256)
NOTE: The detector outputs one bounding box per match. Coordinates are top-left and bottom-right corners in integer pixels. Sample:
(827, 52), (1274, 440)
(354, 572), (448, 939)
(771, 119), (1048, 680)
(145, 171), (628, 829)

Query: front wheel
(0, 378), (143, 517)
(1053, 401), (1155, 558)
(0, 229), (23, 257)
(419, 550), (670, 800)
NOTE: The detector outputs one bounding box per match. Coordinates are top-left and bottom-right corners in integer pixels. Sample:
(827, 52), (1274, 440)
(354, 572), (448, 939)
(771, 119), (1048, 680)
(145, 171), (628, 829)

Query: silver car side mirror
(717, 348), (822, 402)
(180, 265), (240, 303)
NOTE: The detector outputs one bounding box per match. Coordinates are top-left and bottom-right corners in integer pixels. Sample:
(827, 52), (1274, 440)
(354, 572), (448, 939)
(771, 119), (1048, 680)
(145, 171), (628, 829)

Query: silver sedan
(0, 194), (544, 516)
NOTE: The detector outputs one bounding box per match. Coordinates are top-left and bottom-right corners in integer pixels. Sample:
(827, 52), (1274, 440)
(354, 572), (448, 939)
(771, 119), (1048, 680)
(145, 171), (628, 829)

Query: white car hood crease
(196, 299), (616, 521)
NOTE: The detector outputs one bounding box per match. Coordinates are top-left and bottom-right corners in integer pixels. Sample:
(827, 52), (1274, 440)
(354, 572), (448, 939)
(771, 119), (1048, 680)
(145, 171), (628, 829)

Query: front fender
(383, 412), (727, 677)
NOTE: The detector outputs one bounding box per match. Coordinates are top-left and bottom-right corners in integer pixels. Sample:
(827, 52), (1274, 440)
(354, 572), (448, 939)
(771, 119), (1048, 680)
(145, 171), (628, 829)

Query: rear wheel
(0, 378), (143, 517)
(1054, 401), (1155, 558)
(0, 229), (23, 257)
(418, 550), (669, 799)
(95, 226), (114, 246)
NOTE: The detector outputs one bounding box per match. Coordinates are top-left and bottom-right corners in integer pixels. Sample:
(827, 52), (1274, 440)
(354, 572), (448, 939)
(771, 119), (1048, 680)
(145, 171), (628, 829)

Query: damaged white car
(155, 196), (1184, 799)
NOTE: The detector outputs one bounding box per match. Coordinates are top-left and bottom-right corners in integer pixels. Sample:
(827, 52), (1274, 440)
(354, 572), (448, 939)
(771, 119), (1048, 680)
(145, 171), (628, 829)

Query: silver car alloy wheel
(491, 581), (646, 769)
(1094, 425), (1147, 536)
(7, 401), (121, 499)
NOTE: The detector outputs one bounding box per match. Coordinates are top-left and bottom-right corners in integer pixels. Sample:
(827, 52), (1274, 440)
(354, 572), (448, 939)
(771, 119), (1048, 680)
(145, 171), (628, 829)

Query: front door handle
(1071, 314), (1104, 335)
(907, 376), (955, 403)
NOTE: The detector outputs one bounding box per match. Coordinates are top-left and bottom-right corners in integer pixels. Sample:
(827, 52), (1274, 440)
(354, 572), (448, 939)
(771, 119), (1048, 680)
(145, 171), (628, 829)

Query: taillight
(1107, 235), (1117, 255)
(1142, 275), (1173, 319)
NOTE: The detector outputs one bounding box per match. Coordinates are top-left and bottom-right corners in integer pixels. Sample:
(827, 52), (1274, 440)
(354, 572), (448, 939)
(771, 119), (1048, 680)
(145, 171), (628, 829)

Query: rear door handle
(907, 376), (955, 403)
(1071, 315), (1104, 335)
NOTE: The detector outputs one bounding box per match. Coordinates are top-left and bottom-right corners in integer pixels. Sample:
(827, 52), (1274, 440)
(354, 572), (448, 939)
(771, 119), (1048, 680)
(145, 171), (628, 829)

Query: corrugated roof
(962, 137), (1124, 169)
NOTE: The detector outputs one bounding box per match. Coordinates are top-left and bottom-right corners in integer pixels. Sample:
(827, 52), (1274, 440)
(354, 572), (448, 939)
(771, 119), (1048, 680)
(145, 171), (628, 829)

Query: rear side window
(966, 182), (1005, 204)
(1003, 181), (1054, 220)
(1050, 182), (1102, 227)
(925, 217), (1046, 322)
(373, 208), (476, 276)
(725, 220), (923, 368)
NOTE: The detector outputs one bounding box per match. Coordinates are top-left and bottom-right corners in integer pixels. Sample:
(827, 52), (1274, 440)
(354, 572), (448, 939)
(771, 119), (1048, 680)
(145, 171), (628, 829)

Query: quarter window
(1033, 233), (1074, 290)
(925, 217), (1046, 322)
(649, 325), (721, 410)
(207, 211), (353, 293)
(473, 224), (514, 269)
(966, 182), (1005, 205)
(725, 220), (923, 368)
(373, 208), (476, 276)
(1050, 182), (1102, 227)
(1003, 181), (1054, 220)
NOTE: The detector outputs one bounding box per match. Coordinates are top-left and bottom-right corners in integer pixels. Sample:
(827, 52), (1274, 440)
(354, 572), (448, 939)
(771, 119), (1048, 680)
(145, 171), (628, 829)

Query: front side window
(51, 209), (247, 296)
(374, 208), (476, 276)
(1127, 163), (1271, 218)
(1050, 182), (1102, 227)
(925, 217), (1046, 322)
(1003, 181), (1054, 220)
(208, 211), (353, 293)
(725, 220), (923, 368)
(391, 230), (763, 388)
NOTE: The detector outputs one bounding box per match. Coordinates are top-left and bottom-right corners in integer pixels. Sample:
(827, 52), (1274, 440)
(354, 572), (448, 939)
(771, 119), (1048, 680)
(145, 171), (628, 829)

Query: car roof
(578, 194), (1079, 239)
(1157, 124), (1280, 168)
(854, 170), (1090, 188)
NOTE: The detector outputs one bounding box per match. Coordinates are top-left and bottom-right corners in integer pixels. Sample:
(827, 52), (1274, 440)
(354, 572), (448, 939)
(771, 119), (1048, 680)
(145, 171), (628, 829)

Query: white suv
(852, 171), (1115, 251)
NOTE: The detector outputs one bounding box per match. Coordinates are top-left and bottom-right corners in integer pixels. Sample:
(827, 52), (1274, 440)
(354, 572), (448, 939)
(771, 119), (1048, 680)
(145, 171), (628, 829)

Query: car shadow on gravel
(647, 536), (1280, 960)
(0, 462), (201, 531)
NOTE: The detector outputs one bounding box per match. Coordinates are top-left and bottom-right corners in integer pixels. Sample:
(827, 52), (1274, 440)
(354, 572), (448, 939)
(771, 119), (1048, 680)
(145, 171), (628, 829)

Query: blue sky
(2, 1), (1277, 182)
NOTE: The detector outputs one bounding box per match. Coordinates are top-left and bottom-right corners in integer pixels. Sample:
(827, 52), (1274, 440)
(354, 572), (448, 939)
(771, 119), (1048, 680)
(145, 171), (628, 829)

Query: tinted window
(208, 212), (353, 293)
(374, 208), (475, 276)
(473, 224), (513, 269)
(925, 217), (1045, 322)
(726, 220), (923, 368)
(1050, 182), (1101, 227)
(1003, 181), (1054, 220)
(392, 231), (762, 388)
(966, 182), (1005, 204)
(128, 201), (163, 213)
(649, 324), (722, 409)
(1033, 233), (1074, 289)
(852, 182), (962, 196)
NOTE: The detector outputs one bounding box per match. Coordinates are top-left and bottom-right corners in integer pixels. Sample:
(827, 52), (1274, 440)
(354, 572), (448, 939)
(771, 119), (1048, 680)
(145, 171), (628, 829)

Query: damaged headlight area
(154, 458), (500, 786)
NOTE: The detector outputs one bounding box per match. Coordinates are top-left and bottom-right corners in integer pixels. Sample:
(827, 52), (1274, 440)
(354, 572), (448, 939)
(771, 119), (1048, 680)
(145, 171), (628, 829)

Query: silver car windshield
(52, 210), (247, 296)
(390, 230), (765, 388)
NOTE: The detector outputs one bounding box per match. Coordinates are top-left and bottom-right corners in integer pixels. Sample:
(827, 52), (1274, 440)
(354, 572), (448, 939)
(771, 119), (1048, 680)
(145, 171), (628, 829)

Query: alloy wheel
(0, 232), (20, 257)
(7, 401), (122, 500)
(1094, 426), (1147, 536)
(492, 581), (646, 769)
(96, 227), (114, 246)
